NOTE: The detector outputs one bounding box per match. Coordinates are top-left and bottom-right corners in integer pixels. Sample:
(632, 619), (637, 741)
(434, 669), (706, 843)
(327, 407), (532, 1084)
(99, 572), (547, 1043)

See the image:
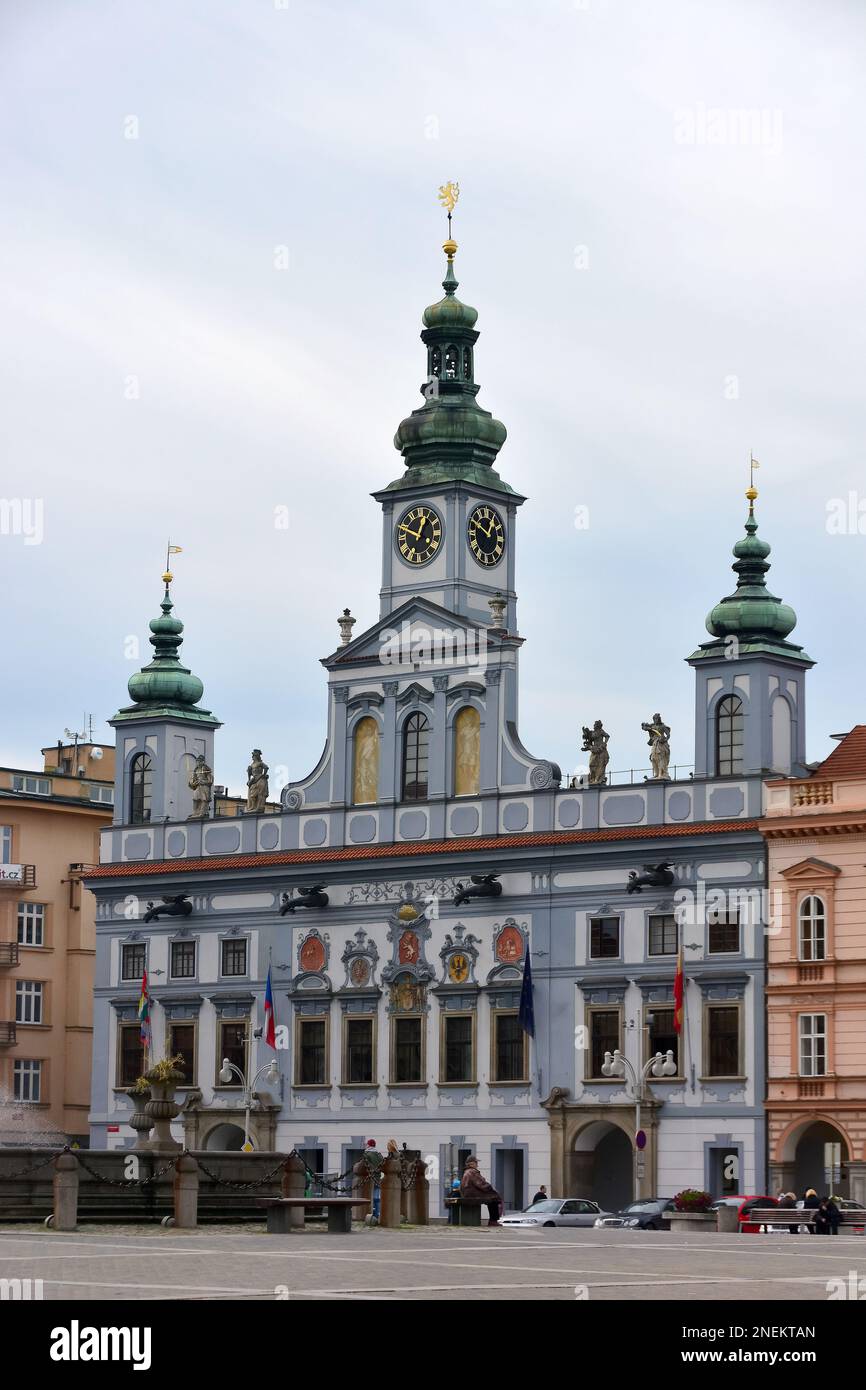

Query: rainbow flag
(138, 969), (152, 1051)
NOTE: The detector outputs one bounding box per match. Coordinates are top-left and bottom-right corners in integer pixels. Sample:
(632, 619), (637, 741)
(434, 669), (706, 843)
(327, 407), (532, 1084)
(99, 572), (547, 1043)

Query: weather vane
(747, 452), (760, 515)
(163, 539), (183, 589)
(437, 181), (460, 242)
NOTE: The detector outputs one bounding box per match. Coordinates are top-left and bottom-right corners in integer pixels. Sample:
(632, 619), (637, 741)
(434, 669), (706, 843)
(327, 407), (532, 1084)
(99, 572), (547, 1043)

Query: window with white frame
(12, 775), (51, 796)
(89, 785), (114, 804)
(121, 942), (146, 981)
(16, 981), (44, 1025)
(1, 826), (11, 863)
(13, 1059), (42, 1102)
(799, 1014), (827, 1077)
(798, 896), (826, 961)
(17, 903), (45, 946)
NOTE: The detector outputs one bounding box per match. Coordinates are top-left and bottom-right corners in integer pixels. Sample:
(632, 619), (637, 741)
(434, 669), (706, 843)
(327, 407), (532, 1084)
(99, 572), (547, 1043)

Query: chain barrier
(0, 1148), (64, 1181)
(194, 1156), (288, 1191)
(71, 1151), (177, 1188)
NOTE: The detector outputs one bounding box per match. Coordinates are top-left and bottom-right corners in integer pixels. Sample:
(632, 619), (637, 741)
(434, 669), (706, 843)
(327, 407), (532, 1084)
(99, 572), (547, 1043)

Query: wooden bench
(444, 1198), (483, 1227)
(258, 1196), (370, 1234)
(748, 1208), (866, 1233)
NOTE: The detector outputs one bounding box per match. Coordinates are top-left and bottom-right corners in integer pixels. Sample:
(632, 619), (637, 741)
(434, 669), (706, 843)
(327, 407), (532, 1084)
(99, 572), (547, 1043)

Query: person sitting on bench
(460, 1157), (502, 1227)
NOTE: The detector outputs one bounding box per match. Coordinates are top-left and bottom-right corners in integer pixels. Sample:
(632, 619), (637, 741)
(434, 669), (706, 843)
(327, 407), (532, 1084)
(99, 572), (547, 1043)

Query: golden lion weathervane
(437, 181), (460, 258)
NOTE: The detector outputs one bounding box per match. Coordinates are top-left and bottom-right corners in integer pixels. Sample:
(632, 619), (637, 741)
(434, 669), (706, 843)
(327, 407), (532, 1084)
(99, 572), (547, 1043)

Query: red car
(711, 1195), (779, 1233)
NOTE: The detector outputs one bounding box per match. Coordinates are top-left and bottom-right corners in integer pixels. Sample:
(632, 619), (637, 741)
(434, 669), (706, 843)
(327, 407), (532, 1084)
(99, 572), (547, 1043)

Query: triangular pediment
(779, 857), (841, 880)
(322, 595), (500, 670)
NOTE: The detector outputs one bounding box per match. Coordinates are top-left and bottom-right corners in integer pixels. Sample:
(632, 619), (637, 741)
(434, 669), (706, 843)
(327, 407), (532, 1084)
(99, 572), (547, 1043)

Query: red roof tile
(813, 725), (866, 780)
(85, 818), (759, 880)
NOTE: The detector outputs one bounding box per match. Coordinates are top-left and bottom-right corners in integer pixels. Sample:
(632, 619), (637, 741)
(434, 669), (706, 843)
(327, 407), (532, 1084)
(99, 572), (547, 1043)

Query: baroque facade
(86, 234), (816, 1213)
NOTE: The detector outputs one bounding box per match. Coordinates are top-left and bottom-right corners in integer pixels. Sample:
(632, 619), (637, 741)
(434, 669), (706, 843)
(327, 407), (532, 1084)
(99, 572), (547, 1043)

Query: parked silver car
(499, 1198), (611, 1228)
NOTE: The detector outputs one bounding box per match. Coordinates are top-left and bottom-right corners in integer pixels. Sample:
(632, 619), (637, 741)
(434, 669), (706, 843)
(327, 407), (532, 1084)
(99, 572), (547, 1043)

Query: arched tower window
(799, 895), (826, 961)
(129, 752), (153, 824)
(444, 345), (458, 380)
(462, 347), (472, 380)
(402, 713), (430, 801)
(352, 716), (379, 806)
(454, 706), (480, 797)
(715, 696), (744, 775)
(430, 347), (441, 378)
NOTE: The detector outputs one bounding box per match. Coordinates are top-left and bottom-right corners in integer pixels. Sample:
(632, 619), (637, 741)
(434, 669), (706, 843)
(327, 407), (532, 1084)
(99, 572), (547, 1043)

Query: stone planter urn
(669, 1210), (716, 1237)
(125, 1087), (153, 1150)
(144, 1080), (183, 1154)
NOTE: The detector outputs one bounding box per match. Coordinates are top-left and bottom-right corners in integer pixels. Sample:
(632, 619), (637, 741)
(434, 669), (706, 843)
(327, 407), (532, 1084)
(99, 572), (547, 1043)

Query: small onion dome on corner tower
(699, 484), (808, 658)
(115, 570), (217, 724)
(387, 184), (512, 495)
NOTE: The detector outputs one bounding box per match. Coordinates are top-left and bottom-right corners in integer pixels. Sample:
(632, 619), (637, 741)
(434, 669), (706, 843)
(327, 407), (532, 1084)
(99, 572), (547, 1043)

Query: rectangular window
(297, 1017), (327, 1086)
(646, 1006), (678, 1073)
(121, 942), (146, 981)
(168, 1023), (196, 1085)
(17, 903), (45, 947)
(13, 1059), (42, 1103)
(118, 1023), (145, 1087)
(393, 1016), (423, 1083)
(590, 917), (620, 959)
(1, 826), (11, 864)
(799, 1014), (827, 1077)
(648, 914), (678, 956)
(590, 1010), (620, 1078)
(170, 939), (196, 980)
(442, 1014), (474, 1083)
(708, 911), (740, 954)
(220, 938), (247, 977)
(218, 1021), (248, 1083)
(12, 775), (51, 796)
(707, 1005), (740, 1077)
(89, 785), (114, 804)
(15, 981), (43, 1025)
(493, 1011), (527, 1082)
(343, 1016), (374, 1085)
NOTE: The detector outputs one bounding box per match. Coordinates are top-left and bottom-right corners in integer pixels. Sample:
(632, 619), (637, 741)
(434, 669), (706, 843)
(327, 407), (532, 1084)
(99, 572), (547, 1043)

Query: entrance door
(494, 1150), (524, 1212)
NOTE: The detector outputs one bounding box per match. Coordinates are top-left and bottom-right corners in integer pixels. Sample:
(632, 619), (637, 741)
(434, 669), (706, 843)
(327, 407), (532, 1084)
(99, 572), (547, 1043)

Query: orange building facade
(0, 742), (114, 1144)
(762, 726), (866, 1203)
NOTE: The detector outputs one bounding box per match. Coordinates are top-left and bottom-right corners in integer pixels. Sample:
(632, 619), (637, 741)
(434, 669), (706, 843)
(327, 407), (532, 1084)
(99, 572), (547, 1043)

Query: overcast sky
(1, 0), (864, 793)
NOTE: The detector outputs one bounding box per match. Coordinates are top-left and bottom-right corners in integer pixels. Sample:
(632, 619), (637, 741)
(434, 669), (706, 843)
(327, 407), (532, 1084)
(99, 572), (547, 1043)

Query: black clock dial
(395, 504), (443, 566)
(467, 504), (505, 567)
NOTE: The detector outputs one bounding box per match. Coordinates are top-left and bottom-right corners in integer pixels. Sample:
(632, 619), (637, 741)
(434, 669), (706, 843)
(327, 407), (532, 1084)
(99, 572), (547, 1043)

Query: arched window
(799, 895), (826, 961)
(129, 752), (152, 824)
(430, 347), (441, 378)
(454, 706), (480, 796)
(444, 345), (458, 379)
(462, 347), (472, 380)
(715, 695), (744, 775)
(402, 712), (430, 801)
(352, 716), (379, 806)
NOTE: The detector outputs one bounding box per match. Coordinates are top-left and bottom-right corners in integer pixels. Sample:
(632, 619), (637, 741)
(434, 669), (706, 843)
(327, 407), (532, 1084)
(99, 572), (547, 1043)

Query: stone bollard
(716, 1204), (739, 1234)
(379, 1156), (402, 1229)
(173, 1153), (199, 1229)
(53, 1151), (79, 1232)
(280, 1153), (306, 1231)
(352, 1165), (374, 1223)
(407, 1158), (429, 1226)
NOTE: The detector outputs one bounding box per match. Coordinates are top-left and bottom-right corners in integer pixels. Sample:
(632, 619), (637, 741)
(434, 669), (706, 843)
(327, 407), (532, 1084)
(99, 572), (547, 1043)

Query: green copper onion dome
(116, 574), (216, 723)
(386, 239), (512, 493)
(705, 489), (797, 642)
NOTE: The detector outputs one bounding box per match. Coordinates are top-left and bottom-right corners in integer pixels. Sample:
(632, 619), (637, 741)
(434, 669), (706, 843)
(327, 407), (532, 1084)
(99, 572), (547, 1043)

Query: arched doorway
(204, 1122), (247, 1152)
(784, 1120), (850, 1198)
(571, 1120), (633, 1210)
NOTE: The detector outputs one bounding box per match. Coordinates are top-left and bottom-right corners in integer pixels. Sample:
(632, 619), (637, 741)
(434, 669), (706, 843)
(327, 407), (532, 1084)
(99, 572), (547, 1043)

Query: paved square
(1, 1224), (864, 1301)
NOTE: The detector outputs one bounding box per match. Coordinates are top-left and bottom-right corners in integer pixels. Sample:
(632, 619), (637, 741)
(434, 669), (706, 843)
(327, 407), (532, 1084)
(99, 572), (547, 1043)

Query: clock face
(396, 505), (443, 566)
(467, 504), (505, 567)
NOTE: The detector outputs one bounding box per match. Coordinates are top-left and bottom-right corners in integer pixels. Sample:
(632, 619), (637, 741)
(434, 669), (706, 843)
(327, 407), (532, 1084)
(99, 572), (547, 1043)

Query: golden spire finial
(746, 453), (760, 515)
(163, 540), (183, 590)
(437, 181), (460, 260)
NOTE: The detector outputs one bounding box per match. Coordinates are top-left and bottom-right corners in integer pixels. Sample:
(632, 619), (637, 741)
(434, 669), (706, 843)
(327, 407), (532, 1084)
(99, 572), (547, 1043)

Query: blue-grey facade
(86, 242), (813, 1214)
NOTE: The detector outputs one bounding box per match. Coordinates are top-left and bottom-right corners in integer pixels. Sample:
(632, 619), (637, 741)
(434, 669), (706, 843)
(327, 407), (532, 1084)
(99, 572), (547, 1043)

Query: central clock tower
(373, 238), (525, 631)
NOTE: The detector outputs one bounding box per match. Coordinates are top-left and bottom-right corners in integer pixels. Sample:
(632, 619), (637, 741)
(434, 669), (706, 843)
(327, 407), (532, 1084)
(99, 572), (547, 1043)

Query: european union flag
(518, 946), (535, 1037)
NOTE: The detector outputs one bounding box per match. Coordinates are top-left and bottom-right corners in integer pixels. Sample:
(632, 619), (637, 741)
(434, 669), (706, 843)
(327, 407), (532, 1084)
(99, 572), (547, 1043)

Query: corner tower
(687, 483), (813, 778)
(374, 204), (525, 630)
(109, 570), (220, 825)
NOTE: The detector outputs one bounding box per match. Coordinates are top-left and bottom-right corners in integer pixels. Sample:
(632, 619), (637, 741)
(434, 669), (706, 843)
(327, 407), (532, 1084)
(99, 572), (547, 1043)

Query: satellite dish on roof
(90, 747), (104, 760)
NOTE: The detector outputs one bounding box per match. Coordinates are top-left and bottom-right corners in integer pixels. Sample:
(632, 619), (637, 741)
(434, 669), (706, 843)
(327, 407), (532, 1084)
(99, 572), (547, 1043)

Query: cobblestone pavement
(1, 1224), (864, 1300)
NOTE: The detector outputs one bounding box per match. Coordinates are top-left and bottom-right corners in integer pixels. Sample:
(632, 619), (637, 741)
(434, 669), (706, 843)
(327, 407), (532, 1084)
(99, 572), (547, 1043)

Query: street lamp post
(218, 1056), (280, 1152)
(601, 1047), (677, 1200)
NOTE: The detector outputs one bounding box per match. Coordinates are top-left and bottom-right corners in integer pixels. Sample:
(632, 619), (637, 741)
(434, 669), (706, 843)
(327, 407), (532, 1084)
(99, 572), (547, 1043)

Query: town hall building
(85, 226), (816, 1214)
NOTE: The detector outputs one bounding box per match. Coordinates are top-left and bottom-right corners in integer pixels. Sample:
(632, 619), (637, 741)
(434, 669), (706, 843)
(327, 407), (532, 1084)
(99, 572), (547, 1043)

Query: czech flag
(263, 966), (276, 1049)
(138, 969), (151, 1049)
(673, 948), (684, 1034)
